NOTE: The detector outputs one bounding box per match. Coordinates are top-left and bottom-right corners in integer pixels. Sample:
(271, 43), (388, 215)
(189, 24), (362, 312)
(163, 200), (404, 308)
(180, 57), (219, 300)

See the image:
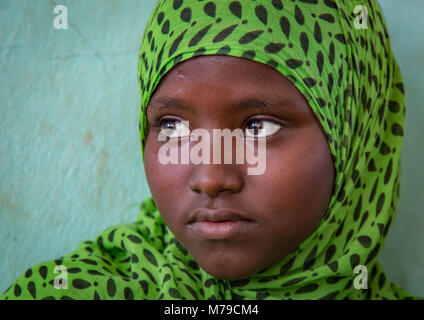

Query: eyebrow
(148, 94), (293, 114)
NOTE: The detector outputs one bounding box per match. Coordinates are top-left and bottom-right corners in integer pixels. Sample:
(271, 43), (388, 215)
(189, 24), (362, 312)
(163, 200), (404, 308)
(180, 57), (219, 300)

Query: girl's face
(144, 55), (335, 280)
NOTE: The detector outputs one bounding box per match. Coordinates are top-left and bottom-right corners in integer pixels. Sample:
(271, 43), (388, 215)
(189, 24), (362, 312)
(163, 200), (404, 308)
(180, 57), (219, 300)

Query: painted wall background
(0, 0), (423, 297)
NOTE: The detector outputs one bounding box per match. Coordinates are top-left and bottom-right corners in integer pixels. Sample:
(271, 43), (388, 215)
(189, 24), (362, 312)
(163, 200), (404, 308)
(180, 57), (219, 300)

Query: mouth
(186, 208), (257, 240)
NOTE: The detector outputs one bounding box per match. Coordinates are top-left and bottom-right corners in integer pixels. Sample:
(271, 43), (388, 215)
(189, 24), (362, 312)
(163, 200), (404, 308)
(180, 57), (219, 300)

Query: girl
(2, 0), (421, 300)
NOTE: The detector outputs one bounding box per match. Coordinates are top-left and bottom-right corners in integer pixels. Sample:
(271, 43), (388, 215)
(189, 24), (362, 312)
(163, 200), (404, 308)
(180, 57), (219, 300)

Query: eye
(160, 118), (191, 138)
(245, 119), (282, 138)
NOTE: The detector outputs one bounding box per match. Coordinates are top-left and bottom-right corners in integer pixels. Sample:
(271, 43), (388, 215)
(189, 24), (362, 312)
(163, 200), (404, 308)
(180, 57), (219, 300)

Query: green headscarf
(2, 0), (421, 300)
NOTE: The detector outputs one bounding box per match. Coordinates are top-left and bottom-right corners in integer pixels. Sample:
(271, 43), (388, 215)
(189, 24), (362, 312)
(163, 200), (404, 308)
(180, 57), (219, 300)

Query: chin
(196, 257), (254, 281)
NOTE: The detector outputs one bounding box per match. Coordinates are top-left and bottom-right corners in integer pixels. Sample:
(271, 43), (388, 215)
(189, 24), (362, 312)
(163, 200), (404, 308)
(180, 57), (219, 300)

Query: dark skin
(144, 55), (335, 280)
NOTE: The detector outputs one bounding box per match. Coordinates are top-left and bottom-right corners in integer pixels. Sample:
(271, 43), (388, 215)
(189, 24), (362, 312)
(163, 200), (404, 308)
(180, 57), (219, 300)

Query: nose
(188, 163), (243, 197)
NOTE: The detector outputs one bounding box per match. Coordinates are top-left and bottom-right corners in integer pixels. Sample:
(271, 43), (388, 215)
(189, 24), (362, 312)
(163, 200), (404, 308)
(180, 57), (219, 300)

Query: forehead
(149, 55), (308, 106)
(161, 55), (286, 85)
(145, 56), (318, 127)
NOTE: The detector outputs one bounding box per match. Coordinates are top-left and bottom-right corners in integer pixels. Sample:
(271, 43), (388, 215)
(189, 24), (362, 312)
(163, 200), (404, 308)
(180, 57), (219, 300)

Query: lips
(187, 208), (257, 240)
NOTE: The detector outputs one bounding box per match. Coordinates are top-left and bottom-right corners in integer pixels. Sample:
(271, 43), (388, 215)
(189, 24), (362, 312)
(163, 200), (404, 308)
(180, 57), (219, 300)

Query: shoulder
(1, 221), (170, 300)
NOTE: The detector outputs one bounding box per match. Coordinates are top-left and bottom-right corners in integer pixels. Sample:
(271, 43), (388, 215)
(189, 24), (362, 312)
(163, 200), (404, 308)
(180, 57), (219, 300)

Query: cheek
(256, 136), (334, 231)
(143, 136), (189, 221)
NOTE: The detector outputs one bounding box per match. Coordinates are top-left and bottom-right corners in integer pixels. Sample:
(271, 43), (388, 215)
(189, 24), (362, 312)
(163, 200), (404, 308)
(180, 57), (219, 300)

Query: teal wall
(1, 0), (423, 297)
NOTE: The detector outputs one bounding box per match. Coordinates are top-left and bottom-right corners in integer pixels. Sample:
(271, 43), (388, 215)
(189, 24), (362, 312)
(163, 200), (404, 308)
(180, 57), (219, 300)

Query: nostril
(190, 187), (202, 194)
(188, 164), (243, 197)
